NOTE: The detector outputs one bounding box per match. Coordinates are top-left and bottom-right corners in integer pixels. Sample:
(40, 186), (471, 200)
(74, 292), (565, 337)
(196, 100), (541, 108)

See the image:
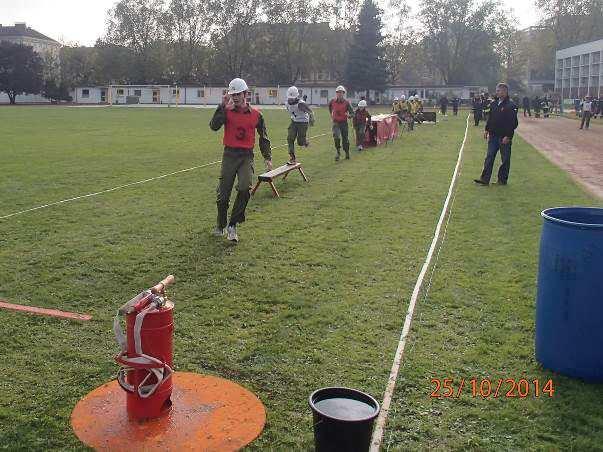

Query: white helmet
(358, 100), (367, 107)
(394, 97), (399, 101)
(287, 86), (299, 99)
(336, 85), (346, 93)
(401, 95), (406, 100)
(228, 78), (248, 94)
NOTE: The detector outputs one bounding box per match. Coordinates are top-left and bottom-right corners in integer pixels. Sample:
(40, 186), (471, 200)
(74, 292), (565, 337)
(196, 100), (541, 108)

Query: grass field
(0, 106), (601, 450)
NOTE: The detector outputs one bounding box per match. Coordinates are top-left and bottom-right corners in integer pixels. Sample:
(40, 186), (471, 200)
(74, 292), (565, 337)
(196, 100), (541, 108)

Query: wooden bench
(251, 162), (308, 198)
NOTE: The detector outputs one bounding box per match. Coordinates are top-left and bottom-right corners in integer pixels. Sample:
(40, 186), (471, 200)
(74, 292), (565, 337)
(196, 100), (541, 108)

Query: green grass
(0, 106), (600, 450)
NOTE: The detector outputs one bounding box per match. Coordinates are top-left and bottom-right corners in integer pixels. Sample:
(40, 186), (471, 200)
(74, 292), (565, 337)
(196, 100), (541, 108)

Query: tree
(42, 79), (73, 103)
(419, 0), (508, 86)
(344, 0), (388, 96)
(384, 32), (430, 84)
(105, 0), (168, 82)
(60, 46), (100, 86)
(0, 42), (44, 104)
(250, 0), (324, 84)
(208, 0), (263, 82)
(536, 0), (603, 48)
(164, 0), (212, 83)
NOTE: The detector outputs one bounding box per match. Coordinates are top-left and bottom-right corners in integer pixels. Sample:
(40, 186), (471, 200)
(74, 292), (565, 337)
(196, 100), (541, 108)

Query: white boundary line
(370, 115), (471, 451)
(0, 133), (329, 221)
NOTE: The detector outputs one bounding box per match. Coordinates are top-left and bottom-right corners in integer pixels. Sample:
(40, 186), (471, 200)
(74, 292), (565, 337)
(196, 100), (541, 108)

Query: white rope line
(370, 114), (471, 451)
(0, 132), (329, 221)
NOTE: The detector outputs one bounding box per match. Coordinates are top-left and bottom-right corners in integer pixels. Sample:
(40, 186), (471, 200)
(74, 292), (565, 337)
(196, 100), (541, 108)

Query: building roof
(0, 23), (59, 44)
(556, 38), (603, 56)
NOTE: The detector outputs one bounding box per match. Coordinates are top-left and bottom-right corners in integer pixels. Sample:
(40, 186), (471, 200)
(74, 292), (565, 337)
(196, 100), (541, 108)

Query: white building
(0, 22), (60, 58)
(555, 39), (603, 99)
(71, 83), (487, 107)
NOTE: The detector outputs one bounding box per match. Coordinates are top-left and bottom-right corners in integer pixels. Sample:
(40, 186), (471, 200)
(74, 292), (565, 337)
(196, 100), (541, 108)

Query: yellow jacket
(410, 100), (419, 114)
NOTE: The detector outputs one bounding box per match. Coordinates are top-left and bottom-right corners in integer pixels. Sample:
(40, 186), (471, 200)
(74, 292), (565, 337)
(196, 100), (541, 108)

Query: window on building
(117, 88), (124, 95)
(82, 89), (89, 98)
(320, 90), (328, 98)
(197, 89), (204, 98)
(268, 89), (278, 97)
(134, 89), (142, 97)
(172, 89), (180, 95)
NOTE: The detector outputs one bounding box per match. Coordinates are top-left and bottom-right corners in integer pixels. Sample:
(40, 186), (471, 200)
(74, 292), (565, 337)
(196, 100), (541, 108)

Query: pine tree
(344, 0), (388, 98)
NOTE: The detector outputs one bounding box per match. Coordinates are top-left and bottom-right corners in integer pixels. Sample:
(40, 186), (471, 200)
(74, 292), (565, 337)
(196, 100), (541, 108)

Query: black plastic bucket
(309, 387), (380, 452)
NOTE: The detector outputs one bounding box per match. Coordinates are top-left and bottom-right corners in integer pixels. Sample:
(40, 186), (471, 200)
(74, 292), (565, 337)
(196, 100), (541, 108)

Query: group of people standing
(438, 95), (460, 116)
(521, 95), (557, 118)
(209, 79), (376, 242)
(391, 95), (424, 130)
(471, 93), (493, 126)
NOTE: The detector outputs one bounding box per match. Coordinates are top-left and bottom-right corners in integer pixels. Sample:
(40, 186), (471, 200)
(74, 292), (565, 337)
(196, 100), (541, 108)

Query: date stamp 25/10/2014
(430, 378), (555, 399)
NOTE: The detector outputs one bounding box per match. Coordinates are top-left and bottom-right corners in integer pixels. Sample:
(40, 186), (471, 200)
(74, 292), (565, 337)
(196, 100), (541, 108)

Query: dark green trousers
(216, 150), (254, 228)
(332, 121), (350, 155)
(355, 124), (367, 146)
(287, 121), (309, 155)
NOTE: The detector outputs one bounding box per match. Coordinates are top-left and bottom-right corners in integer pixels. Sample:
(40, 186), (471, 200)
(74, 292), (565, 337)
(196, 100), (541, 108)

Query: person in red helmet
(209, 77), (273, 242)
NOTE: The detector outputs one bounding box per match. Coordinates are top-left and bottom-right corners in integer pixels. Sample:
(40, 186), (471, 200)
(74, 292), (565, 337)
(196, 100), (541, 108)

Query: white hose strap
(134, 304), (157, 355)
(137, 363), (173, 398)
(113, 310), (127, 352)
(113, 291), (147, 352)
(117, 367), (135, 393)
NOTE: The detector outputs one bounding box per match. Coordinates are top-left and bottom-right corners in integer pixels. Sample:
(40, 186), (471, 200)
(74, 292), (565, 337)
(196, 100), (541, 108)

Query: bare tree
(165, 0), (212, 82)
(209, 0), (263, 81)
(105, 0), (167, 82)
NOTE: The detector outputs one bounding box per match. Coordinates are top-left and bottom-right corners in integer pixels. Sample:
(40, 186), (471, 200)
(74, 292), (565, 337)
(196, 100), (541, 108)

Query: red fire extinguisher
(114, 275), (175, 420)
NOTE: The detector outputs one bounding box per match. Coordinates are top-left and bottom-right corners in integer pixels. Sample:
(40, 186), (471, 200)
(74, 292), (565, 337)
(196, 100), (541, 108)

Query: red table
(364, 114), (399, 147)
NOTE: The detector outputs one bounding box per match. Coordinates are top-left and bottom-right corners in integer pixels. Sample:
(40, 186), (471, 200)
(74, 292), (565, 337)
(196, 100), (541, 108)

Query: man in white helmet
(397, 94), (410, 126)
(328, 85), (354, 161)
(209, 77), (273, 242)
(285, 85), (314, 164)
(353, 100), (371, 151)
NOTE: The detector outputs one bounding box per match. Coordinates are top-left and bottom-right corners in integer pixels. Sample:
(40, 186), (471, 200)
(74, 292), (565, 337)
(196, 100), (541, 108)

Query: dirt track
(516, 115), (603, 200)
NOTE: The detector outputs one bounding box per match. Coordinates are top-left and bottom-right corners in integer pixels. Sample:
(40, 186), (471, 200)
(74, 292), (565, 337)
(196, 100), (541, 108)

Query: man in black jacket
(522, 96), (531, 117)
(474, 83), (518, 186)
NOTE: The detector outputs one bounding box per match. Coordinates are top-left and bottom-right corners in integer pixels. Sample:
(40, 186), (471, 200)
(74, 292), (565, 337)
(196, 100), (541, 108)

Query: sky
(1, 0), (541, 46)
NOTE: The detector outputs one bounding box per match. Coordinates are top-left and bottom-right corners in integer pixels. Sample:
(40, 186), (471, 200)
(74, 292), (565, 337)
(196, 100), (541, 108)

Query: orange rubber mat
(71, 372), (266, 451)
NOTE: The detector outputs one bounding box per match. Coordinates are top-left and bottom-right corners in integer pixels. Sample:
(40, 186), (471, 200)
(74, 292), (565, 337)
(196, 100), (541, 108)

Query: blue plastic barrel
(536, 207), (603, 381)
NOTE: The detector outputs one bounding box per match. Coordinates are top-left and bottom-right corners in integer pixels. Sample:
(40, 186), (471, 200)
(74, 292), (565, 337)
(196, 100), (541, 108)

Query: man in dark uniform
(452, 97), (459, 115)
(472, 96), (483, 126)
(533, 96), (541, 118)
(209, 77), (273, 242)
(482, 94), (491, 122)
(522, 95), (531, 117)
(439, 95), (449, 116)
(474, 83), (518, 186)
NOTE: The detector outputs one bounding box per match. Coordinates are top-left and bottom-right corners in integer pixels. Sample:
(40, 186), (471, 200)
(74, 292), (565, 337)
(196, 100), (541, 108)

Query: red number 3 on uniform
(235, 127), (246, 140)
